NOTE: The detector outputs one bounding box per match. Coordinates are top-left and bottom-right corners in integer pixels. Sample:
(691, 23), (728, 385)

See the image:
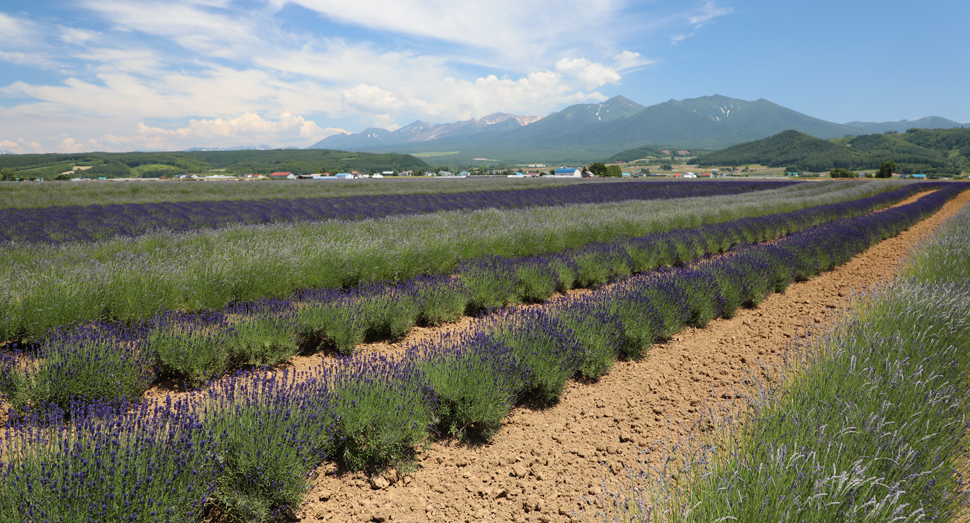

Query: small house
(552, 168), (581, 177)
(270, 172), (295, 180)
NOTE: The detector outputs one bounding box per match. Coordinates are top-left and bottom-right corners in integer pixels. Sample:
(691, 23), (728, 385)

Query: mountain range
(309, 95), (967, 163)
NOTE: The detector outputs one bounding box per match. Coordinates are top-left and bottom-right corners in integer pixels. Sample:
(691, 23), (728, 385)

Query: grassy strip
(588, 199), (970, 521)
(0, 181), (897, 341)
(1, 184), (962, 522)
(0, 183), (938, 410)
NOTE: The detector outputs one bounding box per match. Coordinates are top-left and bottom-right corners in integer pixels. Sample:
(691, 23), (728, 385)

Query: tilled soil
(299, 188), (970, 523)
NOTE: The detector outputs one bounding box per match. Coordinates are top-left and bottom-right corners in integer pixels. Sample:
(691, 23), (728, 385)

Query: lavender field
(1, 179), (965, 522)
(0, 181), (963, 521)
(0, 180), (906, 340)
(592, 194), (970, 521)
(1, 180), (797, 244)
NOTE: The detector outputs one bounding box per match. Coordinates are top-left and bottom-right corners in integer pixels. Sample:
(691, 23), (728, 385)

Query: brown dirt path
(298, 187), (970, 523)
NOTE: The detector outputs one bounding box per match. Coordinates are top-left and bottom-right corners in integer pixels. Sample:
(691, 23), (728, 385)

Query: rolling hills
(693, 128), (970, 175)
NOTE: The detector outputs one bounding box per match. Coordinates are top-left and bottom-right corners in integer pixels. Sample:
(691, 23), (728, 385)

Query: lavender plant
(0, 399), (219, 523)
(414, 275), (469, 326)
(418, 332), (531, 441)
(553, 300), (626, 378)
(326, 354), (435, 471)
(149, 311), (233, 387)
(514, 260), (561, 303)
(201, 370), (337, 522)
(14, 323), (155, 409)
(459, 256), (522, 313)
(223, 299), (301, 367)
(482, 310), (585, 404)
(357, 283), (423, 341)
(297, 292), (368, 355)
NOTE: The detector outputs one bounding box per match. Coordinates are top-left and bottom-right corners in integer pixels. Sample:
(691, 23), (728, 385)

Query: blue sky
(1, 0), (967, 153)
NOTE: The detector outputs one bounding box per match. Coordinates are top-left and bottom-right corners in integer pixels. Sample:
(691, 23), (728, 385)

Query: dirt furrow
(299, 187), (970, 523)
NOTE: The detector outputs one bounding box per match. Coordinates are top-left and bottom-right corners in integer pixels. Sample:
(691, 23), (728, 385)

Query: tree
(0, 168), (15, 181)
(877, 161), (897, 178)
(587, 162), (608, 177)
(605, 165), (623, 177)
(660, 163), (673, 171)
(829, 168), (856, 179)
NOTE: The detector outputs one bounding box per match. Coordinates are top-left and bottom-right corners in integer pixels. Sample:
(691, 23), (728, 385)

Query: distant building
(552, 167), (581, 177)
(270, 172), (295, 179)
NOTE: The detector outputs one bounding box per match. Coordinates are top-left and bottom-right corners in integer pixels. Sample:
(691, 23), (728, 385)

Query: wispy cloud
(671, 1), (732, 44)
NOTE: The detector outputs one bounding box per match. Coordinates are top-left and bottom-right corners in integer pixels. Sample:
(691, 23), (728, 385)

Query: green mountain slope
(695, 128), (970, 174)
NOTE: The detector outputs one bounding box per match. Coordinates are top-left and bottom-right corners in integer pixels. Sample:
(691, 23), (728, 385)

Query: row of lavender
(0, 183), (941, 409)
(0, 183), (962, 522)
(0, 180), (796, 244)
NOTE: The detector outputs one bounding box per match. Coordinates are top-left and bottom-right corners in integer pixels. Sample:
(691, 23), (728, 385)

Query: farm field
(299, 187), (970, 523)
(0, 179), (967, 522)
(0, 180), (899, 340)
(0, 180), (796, 244)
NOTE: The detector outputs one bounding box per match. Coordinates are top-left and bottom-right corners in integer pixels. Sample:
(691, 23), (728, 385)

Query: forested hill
(0, 149), (429, 180)
(181, 149), (429, 175)
(694, 128), (970, 174)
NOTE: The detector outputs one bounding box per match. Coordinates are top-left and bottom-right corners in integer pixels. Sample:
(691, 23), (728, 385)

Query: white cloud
(688, 1), (733, 27)
(342, 84), (406, 114)
(613, 51), (656, 71)
(0, 13), (36, 45)
(75, 48), (163, 74)
(672, 1), (732, 44)
(421, 72), (608, 121)
(79, 0), (266, 60)
(556, 58), (622, 90)
(0, 139), (45, 155)
(49, 112), (346, 153)
(59, 27), (100, 45)
(277, 0), (624, 66)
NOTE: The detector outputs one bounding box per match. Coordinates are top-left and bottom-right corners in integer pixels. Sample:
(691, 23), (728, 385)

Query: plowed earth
(296, 188), (970, 523)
